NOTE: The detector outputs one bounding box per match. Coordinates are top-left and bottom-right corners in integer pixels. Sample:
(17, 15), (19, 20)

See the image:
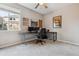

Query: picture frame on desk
(53, 16), (62, 28)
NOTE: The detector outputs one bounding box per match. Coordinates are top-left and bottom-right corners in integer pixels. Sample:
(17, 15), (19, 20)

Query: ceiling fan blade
(35, 3), (39, 9)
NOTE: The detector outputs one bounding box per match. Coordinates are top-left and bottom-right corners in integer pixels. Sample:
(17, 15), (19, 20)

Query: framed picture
(53, 16), (62, 28)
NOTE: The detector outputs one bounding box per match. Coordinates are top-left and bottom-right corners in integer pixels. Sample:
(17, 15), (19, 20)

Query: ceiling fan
(35, 3), (48, 9)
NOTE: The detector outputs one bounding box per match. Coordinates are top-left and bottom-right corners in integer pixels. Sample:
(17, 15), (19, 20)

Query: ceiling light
(39, 3), (44, 5)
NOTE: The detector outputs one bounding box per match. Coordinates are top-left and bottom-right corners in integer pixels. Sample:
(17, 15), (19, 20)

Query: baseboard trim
(0, 41), (22, 48)
(0, 39), (79, 48)
(23, 39), (79, 46)
(58, 40), (79, 46)
(0, 39), (35, 48)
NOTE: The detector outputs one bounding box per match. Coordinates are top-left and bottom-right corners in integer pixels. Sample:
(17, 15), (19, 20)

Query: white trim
(0, 4), (21, 14)
(0, 39), (36, 48)
(0, 40), (22, 48)
(58, 40), (79, 46)
(1, 39), (79, 48)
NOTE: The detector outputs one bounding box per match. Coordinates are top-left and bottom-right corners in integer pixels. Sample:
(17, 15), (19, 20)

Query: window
(0, 10), (20, 31)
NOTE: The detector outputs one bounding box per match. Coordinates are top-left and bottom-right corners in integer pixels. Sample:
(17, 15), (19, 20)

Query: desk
(20, 32), (57, 41)
(47, 32), (57, 41)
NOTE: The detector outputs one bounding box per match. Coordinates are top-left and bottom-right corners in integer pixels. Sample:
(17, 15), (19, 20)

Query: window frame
(0, 9), (21, 32)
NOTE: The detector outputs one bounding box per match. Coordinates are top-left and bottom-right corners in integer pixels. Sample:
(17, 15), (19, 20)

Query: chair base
(35, 39), (46, 45)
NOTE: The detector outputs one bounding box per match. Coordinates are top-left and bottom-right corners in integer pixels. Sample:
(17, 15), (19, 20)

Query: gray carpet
(0, 40), (79, 56)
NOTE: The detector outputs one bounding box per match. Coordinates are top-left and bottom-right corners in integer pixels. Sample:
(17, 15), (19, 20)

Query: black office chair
(35, 28), (48, 45)
(37, 28), (47, 39)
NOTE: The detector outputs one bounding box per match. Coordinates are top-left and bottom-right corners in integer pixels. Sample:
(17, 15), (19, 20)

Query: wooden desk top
(20, 31), (57, 34)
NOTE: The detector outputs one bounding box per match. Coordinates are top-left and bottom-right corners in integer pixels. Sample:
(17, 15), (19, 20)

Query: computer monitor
(28, 27), (39, 32)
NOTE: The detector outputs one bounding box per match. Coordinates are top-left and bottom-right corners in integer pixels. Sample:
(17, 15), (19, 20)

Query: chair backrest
(40, 28), (47, 35)
(38, 28), (47, 39)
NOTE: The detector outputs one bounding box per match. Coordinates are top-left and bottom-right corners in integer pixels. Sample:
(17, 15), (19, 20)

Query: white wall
(43, 4), (79, 44)
(0, 3), (43, 48)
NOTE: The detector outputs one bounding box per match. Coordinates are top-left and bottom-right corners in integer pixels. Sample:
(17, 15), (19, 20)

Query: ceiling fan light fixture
(35, 3), (48, 9)
(39, 3), (44, 5)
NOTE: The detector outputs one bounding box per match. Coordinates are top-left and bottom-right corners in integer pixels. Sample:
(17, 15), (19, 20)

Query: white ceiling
(19, 3), (72, 15)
